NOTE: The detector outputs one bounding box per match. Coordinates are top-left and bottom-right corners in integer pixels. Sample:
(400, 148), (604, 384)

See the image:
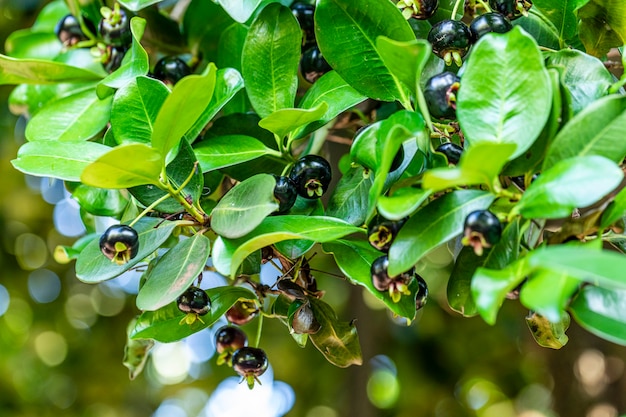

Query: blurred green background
(0, 1), (625, 416)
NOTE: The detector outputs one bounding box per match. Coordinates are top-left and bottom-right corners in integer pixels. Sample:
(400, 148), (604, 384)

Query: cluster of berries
(272, 154), (332, 214)
(290, 2), (332, 83)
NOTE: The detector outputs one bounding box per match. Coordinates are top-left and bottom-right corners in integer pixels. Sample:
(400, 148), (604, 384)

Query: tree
(2, 0), (626, 414)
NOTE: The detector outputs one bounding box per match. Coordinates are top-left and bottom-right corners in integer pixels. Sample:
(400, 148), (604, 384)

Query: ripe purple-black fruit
(462, 210), (502, 256)
(232, 346), (269, 389)
(370, 255), (414, 303)
(488, 0), (533, 20)
(99, 224), (139, 265)
(424, 72), (460, 120)
(272, 175), (297, 214)
(177, 286), (211, 325)
(153, 56), (192, 86)
(289, 154), (332, 199)
(215, 326), (248, 366)
(98, 5), (132, 47)
(55, 14), (93, 46)
(469, 12), (513, 42)
(415, 275), (429, 310)
(300, 45), (332, 84)
(226, 300), (259, 326)
(427, 20), (472, 66)
(368, 215), (407, 253)
(435, 142), (463, 165)
(290, 2), (316, 49)
(396, 0), (439, 20)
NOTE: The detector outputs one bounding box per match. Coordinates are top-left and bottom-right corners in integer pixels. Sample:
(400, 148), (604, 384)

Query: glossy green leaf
(542, 95), (626, 170)
(292, 71), (367, 139)
(75, 218), (178, 283)
(457, 27), (552, 159)
(308, 297), (362, 367)
(525, 311), (570, 349)
(118, 0), (163, 11)
(326, 165), (373, 226)
(5, 31), (61, 60)
(515, 156), (623, 219)
(185, 0), (234, 60)
(72, 185), (129, 217)
(512, 7), (561, 50)
(11, 140), (110, 182)
(272, 198), (324, 258)
(131, 286), (256, 342)
(323, 239), (419, 319)
(422, 143), (517, 192)
(194, 135), (279, 173)
(447, 247), (483, 317)
(532, 0), (588, 46)
(259, 103), (328, 143)
(520, 269), (582, 322)
(81, 143), (163, 188)
(377, 187), (431, 221)
(25, 89), (113, 141)
(388, 190), (495, 276)
(0, 53), (104, 85)
(111, 76), (169, 144)
(136, 234), (211, 311)
(123, 318), (154, 380)
(212, 216), (364, 277)
(151, 64), (217, 162)
(241, 3), (301, 118)
(315, 0), (415, 102)
(376, 37), (431, 94)
(350, 123), (379, 171)
(570, 285), (626, 345)
(600, 186), (626, 229)
(578, 0), (626, 57)
(217, 0), (270, 23)
(211, 174), (279, 239)
(217, 24), (249, 114)
(545, 49), (613, 114)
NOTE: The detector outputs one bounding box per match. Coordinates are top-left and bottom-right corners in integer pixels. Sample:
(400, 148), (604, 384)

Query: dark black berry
(424, 72), (460, 120)
(462, 210), (502, 256)
(272, 175), (298, 214)
(367, 215), (407, 253)
(435, 142), (464, 165)
(99, 224), (139, 265)
(55, 14), (93, 46)
(232, 347), (269, 389)
(397, 0), (439, 19)
(215, 326), (248, 366)
(469, 12), (513, 42)
(98, 5), (132, 47)
(415, 275), (428, 310)
(300, 45), (332, 84)
(370, 255), (414, 303)
(427, 20), (472, 66)
(489, 0), (532, 20)
(226, 300), (259, 326)
(290, 2), (316, 49)
(289, 154), (332, 199)
(101, 45), (127, 73)
(153, 56), (192, 86)
(177, 286), (211, 316)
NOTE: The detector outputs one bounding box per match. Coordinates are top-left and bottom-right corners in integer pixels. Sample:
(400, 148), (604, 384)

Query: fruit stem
(415, 85), (434, 132)
(254, 312), (264, 348)
(128, 192), (174, 228)
(162, 162), (209, 224)
(450, 0), (465, 19)
(475, 0), (492, 12)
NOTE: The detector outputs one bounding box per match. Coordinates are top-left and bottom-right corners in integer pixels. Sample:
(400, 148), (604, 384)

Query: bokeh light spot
(65, 293), (98, 328)
(28, 269), (61, 303)
(0, 284), (10, 316)
(15, 233), (47, 270)
(53, 198), (86, 237)
(3, 297), (33, 335)
(305, 406), (338, 417)
(151, 342), (191, 385)
(367, 370), (400, 409)
(90, 285), (126, 317)
(34, 331), (68, 366)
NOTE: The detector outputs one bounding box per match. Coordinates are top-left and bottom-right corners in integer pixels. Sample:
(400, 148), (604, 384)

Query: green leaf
(131, 286), (257, 342)
(75, 218), (178, 283)
(350, 123), (380, 171)
(520, 269), (582, 322)
(5, 31), (62, 60)
(447, 247), (483, 317)
(514, 155), (623, 219)
(211, 174), (279, 239)
(323, 239), (419, 320)
(308, 297), (362, 367)
(376, 37), (431, 94)
(11, 140), (110, 182)
(512, 7), (561, 50)
(545, 49), (613, 114)
(388, 190), (495, 276)
(326, 165), (373, 226)
(525, 311), (570, 349)
(0, 53), (104, 85)
(217, 0), (270, 23)
(217, 24), (249, 114)
(292, 71), (367, 139)
(259, 103), (328, 144)
(600, 186), (626, 229)
(123, 318), (154, 380)
(377, 187), (431, 221)
(151, 64), (217, 162)
(212, 216), (364, 277)
(570, 285), (626, 345)
(542, 95), (626, 170)
(185, 0), (235, 60)
(422, 143), (517, 192)
(118, 0), (163, 11)
(25, 89), (113, 141)
(315, 0), (415, 102)
(457, 27), (552, 159)
(136, 234), (211, 311)
(532, 0), (588, 46)
(578, 0), (626, 57)
(241, 3), (301, 118)
(72, 185), (129, 217)
(111, 76), (169, 144)
(81, 143), (163, 189)
(194, 135), (278, 173)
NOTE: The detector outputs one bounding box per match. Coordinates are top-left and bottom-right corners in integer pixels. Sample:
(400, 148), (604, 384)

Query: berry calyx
(98, 4), (132, 47)
(424, 72), (460, 120)
(427, 20), (472, 66)
(396, 0), (439, 20)
(469, 12), (513, 42)
(300, 45), (332, 84)
(367, 215), (407, 253)
(177, 286), (211, 325)
(215, 326), (248, 366)
(232, 347), (269, 389)
(289, 154), (332, 199)
(488, 0), (533, 20)
(55, 14), (93, 46)
(152, 56), (192, 86)
(99, 224), (139, 265)
(435, 142), (464, 165)
(370, 255), (414, 303)
(226, 300), (259, 326)
(272, 175), (297, 214)
(462, 210), (502, 256)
